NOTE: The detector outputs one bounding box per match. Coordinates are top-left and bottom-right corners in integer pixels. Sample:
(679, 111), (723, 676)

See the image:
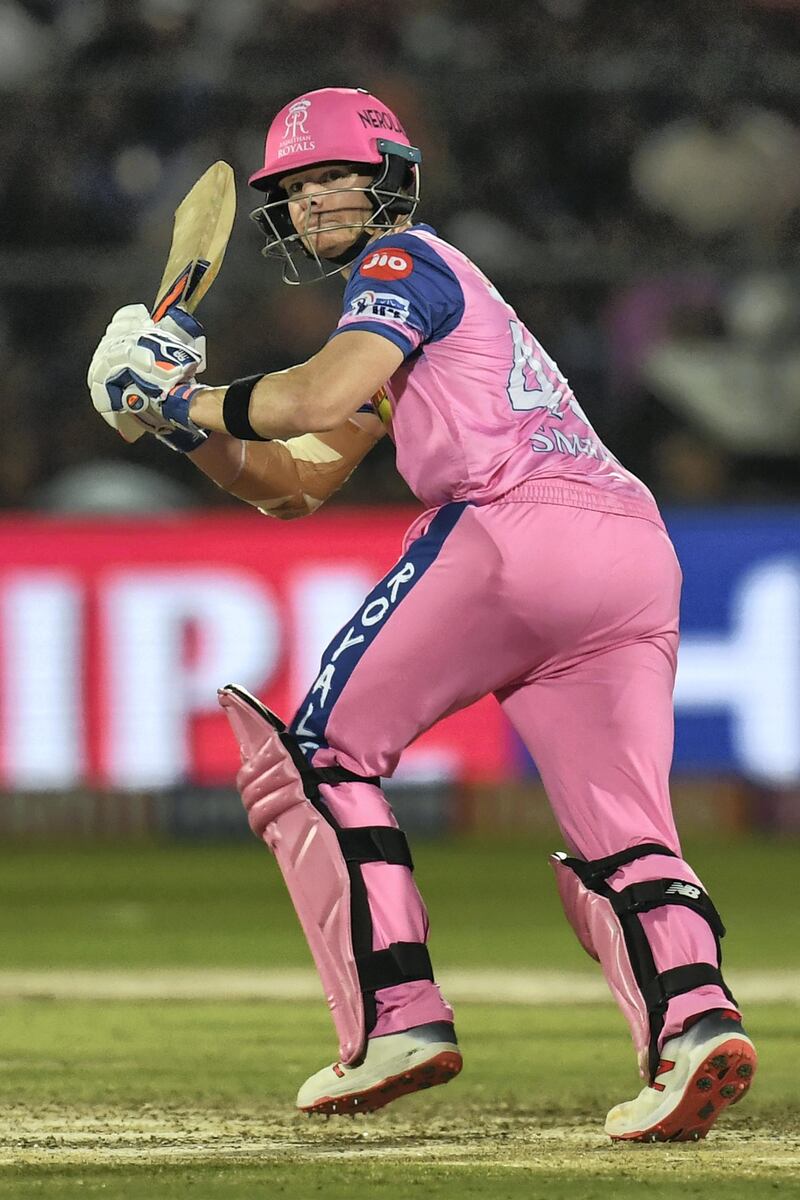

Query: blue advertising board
(669, 509), (800, 784)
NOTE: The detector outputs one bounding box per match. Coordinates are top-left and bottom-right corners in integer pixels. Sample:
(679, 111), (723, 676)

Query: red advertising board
(0, 510), (511, 790)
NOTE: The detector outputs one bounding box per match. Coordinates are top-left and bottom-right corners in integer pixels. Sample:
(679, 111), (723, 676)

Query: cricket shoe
(605, 1009), (757, 1142)
(297, 1021), (462, 1117)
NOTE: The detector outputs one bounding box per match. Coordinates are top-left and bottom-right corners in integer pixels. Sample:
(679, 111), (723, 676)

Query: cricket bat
(112, 160), (236, 442)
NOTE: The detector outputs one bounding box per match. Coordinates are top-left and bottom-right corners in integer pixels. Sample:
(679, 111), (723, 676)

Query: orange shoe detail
(650, 1057), (676, 1093)
(299, 1050), (463, 1117)
(610, 1037), (757, 1143)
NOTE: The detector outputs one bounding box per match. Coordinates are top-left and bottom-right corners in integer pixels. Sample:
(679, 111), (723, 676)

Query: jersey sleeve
(329, 232), (466, 359)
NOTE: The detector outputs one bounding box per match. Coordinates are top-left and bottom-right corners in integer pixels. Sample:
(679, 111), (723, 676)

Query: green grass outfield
(0, 836), (798, 1198)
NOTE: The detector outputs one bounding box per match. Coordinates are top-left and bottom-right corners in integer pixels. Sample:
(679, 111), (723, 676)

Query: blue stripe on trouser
(290, 501), (468, 760)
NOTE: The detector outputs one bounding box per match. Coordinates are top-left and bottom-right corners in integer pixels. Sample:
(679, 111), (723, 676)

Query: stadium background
(1, 1), (800, 1195)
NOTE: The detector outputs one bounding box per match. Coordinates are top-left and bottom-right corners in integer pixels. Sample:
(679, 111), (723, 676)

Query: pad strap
(642, 963), (730, 1014)
(357, 942), (434, 993)
(338, 826), (414, 869)
(316, 763), (381, 788)
(276, 724), (381, 796)
(559, 842), (736, 1078)
(612, 878), (726, 938)
(564, 842), (678, 886)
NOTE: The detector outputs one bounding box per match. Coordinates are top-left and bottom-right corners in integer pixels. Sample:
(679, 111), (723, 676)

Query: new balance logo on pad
(665, 882), (702, 900)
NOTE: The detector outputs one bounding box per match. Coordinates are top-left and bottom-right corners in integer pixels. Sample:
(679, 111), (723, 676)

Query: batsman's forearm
(189, 366), (342, 439)
(188, 420), (380, 518)
(188, 330), (402, 437)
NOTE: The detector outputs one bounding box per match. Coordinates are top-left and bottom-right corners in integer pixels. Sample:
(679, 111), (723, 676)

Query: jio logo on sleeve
(359, 248), (414, 280)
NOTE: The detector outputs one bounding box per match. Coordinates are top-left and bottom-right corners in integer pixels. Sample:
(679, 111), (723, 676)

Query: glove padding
(87, 303), (208, 445)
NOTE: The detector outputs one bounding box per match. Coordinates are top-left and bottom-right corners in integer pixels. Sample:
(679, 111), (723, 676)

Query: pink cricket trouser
(289, 480), (734, 1051)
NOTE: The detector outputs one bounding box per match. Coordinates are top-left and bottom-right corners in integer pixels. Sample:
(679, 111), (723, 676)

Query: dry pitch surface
(2, 1105), (799, 1175)
(1, 972), (799, 1197)
(3, 1104), (800, 1200)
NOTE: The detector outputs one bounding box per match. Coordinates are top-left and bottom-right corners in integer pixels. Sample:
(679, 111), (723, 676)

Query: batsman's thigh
(499, 631), (682, 860)
(509, 513), (684, 857)
(290, 504), (525, 777)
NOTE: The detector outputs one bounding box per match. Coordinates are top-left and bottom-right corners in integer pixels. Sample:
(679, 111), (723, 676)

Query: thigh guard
(551, 843), (736, 1080)
(219, 684), (433, 1065)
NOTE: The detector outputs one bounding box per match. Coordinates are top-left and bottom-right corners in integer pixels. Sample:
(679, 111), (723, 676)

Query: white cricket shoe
(296, 1021), (462, 1116)
(605, 1009), (757, 1142)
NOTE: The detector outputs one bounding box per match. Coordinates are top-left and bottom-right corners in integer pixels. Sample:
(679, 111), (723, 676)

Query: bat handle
(152, 260), (210, 322)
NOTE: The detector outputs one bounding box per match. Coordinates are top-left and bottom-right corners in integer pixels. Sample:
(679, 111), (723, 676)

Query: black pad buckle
(357, 941), (434, 993)
(566, 842), (678, 887)
(314, 764), (381, 788)
(642, 963), (734, 1013)
(338, 826), (414, 870)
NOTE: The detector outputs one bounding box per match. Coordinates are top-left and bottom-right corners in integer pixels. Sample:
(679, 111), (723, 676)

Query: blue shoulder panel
(330, 227), (466, 359)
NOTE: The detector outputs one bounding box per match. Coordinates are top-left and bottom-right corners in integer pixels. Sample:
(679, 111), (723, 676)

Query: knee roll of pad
(551, 842), (736, 1081)
(219, 683), (433, 1065)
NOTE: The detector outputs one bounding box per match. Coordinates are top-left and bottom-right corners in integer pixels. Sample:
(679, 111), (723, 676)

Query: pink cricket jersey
(331, 224), (657, 510)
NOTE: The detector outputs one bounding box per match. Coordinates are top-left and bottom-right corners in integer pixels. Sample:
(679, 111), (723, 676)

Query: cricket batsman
(87, 87), (757, 1140)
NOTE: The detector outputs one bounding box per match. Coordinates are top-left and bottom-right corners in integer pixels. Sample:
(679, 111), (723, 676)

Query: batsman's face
(280, 165), (374, 259)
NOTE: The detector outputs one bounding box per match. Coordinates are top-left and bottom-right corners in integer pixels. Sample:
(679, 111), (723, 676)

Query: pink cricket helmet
(248, 86), (421, 283)
(249, 86), (416, 192)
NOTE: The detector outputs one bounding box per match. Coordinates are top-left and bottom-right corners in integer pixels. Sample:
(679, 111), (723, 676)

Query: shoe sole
(298, 1049), (463, 1117)
(610, 1036), (757, 1142)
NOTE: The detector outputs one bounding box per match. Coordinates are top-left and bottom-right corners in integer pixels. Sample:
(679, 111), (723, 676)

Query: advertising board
(1, 508), (797, 789)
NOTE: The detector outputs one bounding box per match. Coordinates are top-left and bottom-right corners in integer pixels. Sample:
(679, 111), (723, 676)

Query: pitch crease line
(0, 968), (797, 1003)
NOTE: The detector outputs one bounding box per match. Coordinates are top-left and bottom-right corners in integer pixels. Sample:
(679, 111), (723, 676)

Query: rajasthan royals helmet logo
(284, 99), (311, 140)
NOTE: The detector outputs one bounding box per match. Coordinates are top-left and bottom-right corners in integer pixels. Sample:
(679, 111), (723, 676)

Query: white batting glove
(88, 304), (207, 443)
(155, 303), (213, 452)
(92, 303), (207, 364)
(156, 305), (207, 358)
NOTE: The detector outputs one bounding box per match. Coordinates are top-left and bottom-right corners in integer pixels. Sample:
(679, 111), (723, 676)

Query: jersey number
(506, 319), (592, 425)
(506, 320), (562, 413)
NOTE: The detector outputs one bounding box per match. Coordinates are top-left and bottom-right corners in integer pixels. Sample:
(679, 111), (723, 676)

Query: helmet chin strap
(315, 154), (413, 267)
(322, 228), (374, 267)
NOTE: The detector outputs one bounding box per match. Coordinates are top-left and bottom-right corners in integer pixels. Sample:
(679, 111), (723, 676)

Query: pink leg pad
(316, 775), (454, 1035)
(607, 857), (739, 1046)
(219, 685), (365, 1065)
(552, 853), (652, 1074)
(552, 848), (738, 1079)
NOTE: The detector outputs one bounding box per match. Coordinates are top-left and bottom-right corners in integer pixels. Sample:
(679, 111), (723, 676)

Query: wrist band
(162, 381), (197, 429)
(222, 374), (269, 441)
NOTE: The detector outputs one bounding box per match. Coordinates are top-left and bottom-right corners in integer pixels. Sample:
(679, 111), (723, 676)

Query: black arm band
(222, 374), (269, 441)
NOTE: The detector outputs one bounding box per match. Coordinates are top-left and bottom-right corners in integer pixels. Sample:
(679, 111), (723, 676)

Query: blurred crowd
(2, 0), (800, 512)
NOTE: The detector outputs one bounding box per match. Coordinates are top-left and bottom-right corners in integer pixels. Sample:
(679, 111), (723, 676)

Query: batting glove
(92, 303), (207, 366)
(153, 306), (209, 451)
(88, 304), (208, 446)
(156, 304), (206, 354)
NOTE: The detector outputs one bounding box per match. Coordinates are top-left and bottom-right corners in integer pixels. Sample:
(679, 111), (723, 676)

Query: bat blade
(115, 160), (236, 442)
(152, 159), (236, 319)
